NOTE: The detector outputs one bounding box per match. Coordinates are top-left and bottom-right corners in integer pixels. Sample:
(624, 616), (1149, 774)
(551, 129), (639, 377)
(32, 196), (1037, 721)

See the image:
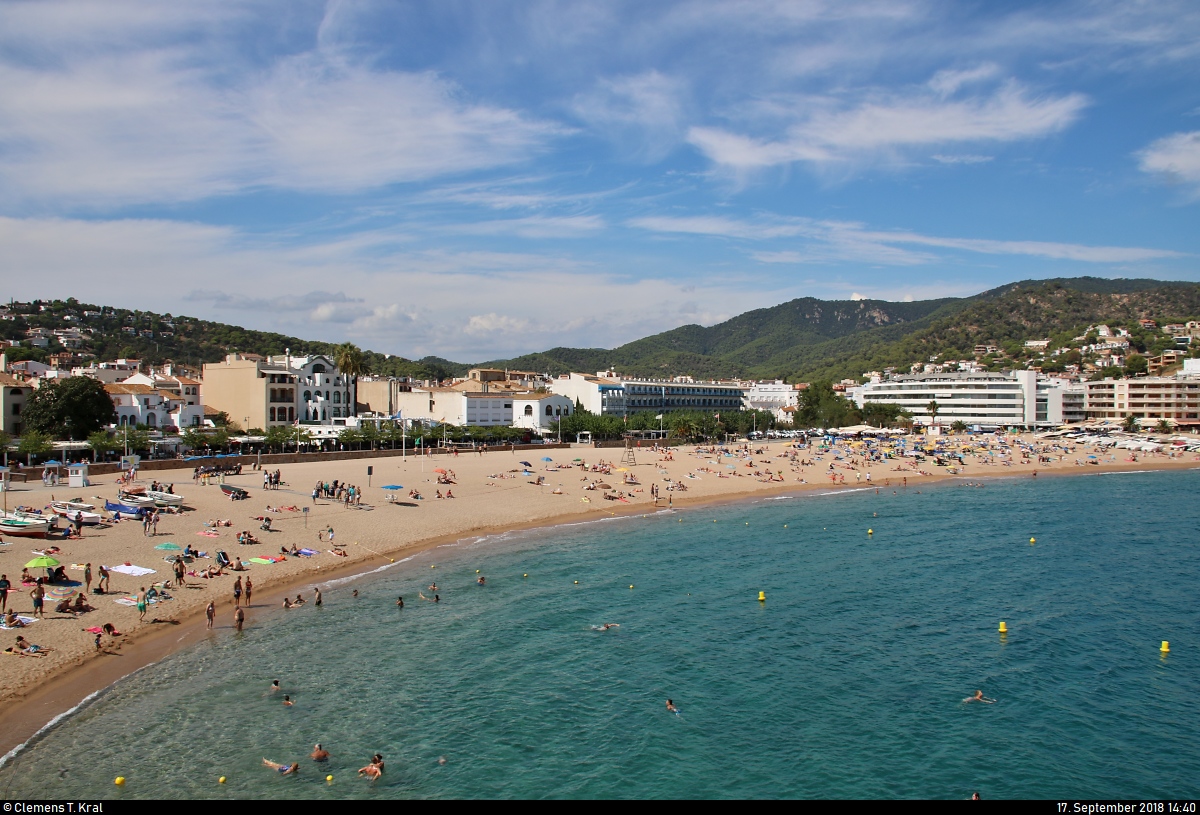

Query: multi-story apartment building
(854, 371), (1066, 428)
(619, 377), (744, 414)
(1084, 377), (1200, 426)
(202, 352), (353, 430)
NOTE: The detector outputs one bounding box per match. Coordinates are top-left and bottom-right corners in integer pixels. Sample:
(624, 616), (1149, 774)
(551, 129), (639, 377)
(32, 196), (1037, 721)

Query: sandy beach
(0, 435), (1196, 758)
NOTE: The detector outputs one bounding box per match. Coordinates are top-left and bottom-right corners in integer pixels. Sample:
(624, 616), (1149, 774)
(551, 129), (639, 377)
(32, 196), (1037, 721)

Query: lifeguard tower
(68, 462), (90, 488)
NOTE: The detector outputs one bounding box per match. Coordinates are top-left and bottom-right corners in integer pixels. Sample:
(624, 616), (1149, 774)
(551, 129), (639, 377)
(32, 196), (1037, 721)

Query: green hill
(5, 277), (1198, 386)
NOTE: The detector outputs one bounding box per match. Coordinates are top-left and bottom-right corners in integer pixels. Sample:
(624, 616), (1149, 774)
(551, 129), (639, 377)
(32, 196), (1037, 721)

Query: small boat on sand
(49, 502), (103, 524)
(104, 500), (146, 520)
(0, 516), (52, 537)
(146, 490), (183, 508)
(220, 484), (249, 500)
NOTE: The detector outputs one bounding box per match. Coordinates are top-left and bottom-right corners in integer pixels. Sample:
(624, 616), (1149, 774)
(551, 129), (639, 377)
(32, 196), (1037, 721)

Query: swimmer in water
(666, 699), (679, 714)
(283, 694), (294, 706)
(311, 743), (330, 761)
(269, 679), (280, 694)
(477, 576), (485, 585)
(263, 758), (299, 775)
(429, 583), (438, 591)
(592, 623), (620, 631)
(396, 596), (404, 607)
(963, 690), (996, 704)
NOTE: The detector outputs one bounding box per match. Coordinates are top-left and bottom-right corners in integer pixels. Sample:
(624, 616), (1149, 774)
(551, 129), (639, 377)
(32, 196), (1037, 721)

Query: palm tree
(1122, 413), (1140, 433)
(1156, 418), (1173, 433)
(926, 400), (940, 429)
(334, 343), (367, 416)
(950, 420), (968, 434)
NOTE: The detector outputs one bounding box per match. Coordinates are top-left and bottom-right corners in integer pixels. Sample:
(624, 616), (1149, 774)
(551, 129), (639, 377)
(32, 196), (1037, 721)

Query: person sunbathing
(54, 598), (77, 615)
(15, 636), (51, 654)
(331, 547), (347, 557)
(4, 609), (25, 627)
(73, 595), (93, 613)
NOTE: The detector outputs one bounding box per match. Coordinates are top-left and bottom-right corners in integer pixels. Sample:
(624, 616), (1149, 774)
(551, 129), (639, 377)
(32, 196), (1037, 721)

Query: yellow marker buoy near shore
(1161, 640), (1170, 653)
(574, 580), (579, 584)
(998, 621), (1008, 634)
(219, 776), (226, 784)
(868, 528), (873, 536)
(630, 584), (634, 589)
(1030, 537), (1036, 544)
(758, 591), (766, 602)
(476, 569), (480, 573)
(327, 774), (334, 783)
(115, 776), (125, 786)
(523, 573), (528, 578)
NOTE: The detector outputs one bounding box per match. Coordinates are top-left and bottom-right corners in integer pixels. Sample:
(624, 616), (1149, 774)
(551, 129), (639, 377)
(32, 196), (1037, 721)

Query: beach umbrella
(596, 483), (612, 489)
(154, 542), (182, 551)
(616, 467), (628, 472)
(26, 556), (60, 569)
(381, 485), (404, 490)
(519, 461), (532, 467)
(434, 468), (448, 474)
(45, 585), (77, 600)
(541, 456), (553, 462)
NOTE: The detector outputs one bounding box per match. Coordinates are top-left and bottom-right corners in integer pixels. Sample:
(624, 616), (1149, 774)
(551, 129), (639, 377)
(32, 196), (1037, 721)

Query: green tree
(1122, 414), (1140, 433)
(926, 400), (940, 427)
(1124, 354), (1148, 377)
(334, 343), (367, 416)
(1156, 418), (1173, 433)
(950, 420), (968, 434)
(87, 430), (118, 462)
(263, 425), (294, 452)
(22, 377), (116, 440)
(17, 430), (53, 464)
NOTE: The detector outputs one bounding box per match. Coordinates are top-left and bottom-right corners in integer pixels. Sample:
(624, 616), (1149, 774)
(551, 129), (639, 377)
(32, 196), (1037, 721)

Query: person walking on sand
(151, 511), (160, 536)
(233, 576), (242, 608)
(84, 563), (92, 596)
(313, 587), (322, 607)
(206, 601), (215, 629)
(234, 605), (245, 632)
(136, 587), (148, 621)
(30, 580), (45, 619)
(98, 564), (110, 594)
(244, 576), (253, 607)
(0, 574), (9, 613)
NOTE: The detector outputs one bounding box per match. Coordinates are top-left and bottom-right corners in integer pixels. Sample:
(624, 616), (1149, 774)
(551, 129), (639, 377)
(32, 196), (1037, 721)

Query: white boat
(53, 499), (96, 512)
(146, 490), (184, 508)
(49, 502), (104, 525)
(117, 490), (157, 509)
(0, 515), (52, 537)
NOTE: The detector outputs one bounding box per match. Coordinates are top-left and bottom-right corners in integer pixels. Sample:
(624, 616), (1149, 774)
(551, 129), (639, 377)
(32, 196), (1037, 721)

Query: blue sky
(1, 0), (1198, 361)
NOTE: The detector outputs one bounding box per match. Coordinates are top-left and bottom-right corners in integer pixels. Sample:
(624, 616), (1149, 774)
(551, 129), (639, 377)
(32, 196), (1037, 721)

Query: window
(304, 391), (312, 402)
(524, 405), (533, 416)
(270, 407), (276, 421)
(546, 405), (554, 416)
(288, 407), (295, 422)
(333, 391), (341, 404)
(11, 403), (19, 415)
(312, 364), (326, 374)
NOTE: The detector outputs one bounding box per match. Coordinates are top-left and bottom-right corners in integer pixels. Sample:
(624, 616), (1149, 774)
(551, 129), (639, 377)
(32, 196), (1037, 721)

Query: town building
(512, 394), (576, 433)
(202, 352), (353, 430)
(104, 383), (204, 430)
(0, 372), (30, 436)
(122, 365), (202, 406)
(550, 372), (627, 416)
(355, 376), (415, 417)
(618, 377), (744, 414)
(853, 371), (1067, 428)
(1084, 376), (1200, 426)
(740, 380), (801, 421)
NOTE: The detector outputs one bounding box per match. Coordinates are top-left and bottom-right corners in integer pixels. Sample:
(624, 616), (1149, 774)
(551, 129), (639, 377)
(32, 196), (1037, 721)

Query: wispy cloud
(571, 71), (689, 162)
(631, 214), (1183, 264)
(1137, 131), (1200, 198)
(689, 79), (1087, 175)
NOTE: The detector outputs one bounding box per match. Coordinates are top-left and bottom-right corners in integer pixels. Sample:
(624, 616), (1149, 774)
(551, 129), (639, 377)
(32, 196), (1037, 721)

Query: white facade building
(550, 372), (627, 415)
(512, 394), (575, 433)
(104, 384), (205, 430)
(740, 380), (800, 421)
(854, 371), (1067, 428)
(620, 377), (744, 414)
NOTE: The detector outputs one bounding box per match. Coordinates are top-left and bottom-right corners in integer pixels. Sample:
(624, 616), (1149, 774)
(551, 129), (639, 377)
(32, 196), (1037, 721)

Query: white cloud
(928, 64), (1001, 97)
(0, 215), (778, 361)
(689, 80), (1087, 174)
(931, 154), (994, 165)
(632, 213), (1183, 264)
(1138, 131), (1200, 197)
(447, 215), (606, 239)
(0, 20), (562, 207)
(572, 71), (689, 161)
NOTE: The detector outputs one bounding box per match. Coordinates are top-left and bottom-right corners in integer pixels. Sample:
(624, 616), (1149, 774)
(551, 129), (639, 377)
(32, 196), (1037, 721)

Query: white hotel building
(853, 371), (1068, 428)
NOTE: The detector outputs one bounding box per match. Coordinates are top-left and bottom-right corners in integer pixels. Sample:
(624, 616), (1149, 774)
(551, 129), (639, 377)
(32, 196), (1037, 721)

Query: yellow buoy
(630, 585), (634, 589)
(758, 591), (766, 602)
(783, 524), (787, 528)
(476, 569), (480, 573)
(115, 776), (126, 786)
(574, 580), (579, 584)
(1161, 641), (1170, 653)
(868, 529), (873, 535)
(1030, 537), (1036, 544)
(745, 522), (749, 525)
(431, 564), (436, 568)
(219, 776), (226, 784)
(326, 774), (334, 783)
(523, 573), (528, 578)
(998, 621), (1008, 634)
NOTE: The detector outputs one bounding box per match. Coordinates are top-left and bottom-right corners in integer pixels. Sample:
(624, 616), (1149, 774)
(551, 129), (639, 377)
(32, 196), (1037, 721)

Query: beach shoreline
(0, 440), (1195, 761)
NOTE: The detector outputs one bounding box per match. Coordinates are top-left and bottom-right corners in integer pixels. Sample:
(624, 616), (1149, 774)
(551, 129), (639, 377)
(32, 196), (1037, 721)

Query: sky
(1, 0), (1198, 362)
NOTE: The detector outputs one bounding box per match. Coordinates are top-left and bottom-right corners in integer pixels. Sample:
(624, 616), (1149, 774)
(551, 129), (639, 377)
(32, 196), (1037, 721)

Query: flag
(655, 414), (663, 420)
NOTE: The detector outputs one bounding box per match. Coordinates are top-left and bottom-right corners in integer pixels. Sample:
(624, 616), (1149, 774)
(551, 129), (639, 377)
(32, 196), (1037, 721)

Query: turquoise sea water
(2, 469), (1198, 799)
